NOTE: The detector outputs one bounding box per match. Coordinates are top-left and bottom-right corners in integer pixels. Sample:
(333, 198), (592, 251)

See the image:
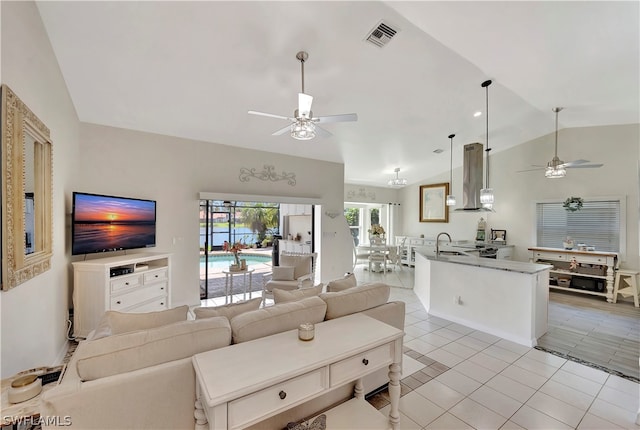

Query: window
(344, 203), (388, 245)
(536, 198), (623, 253)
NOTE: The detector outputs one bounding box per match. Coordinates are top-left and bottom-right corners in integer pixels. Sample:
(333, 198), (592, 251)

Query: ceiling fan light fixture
(388, 168), (407, 187)
(545, 166), (566, 178)
(291, 119), (316, 140)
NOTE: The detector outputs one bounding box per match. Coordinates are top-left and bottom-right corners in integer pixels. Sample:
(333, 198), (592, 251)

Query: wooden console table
(529, 247), (618, 302)
(192, 313), (403, 430)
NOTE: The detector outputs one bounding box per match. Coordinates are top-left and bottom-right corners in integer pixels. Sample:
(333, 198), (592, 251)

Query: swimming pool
(200, 254), (271, 271)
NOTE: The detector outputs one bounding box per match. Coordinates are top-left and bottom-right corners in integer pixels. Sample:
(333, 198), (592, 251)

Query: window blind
(536, 200), (620, 252)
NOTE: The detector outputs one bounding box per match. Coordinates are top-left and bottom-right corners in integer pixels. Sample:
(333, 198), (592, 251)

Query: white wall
(400, 124), (640, 268)
(74, 124), (351, 307)
(1, 1), (81, 377)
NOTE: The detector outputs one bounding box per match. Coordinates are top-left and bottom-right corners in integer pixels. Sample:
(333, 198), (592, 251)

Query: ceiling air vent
(365, 21), (399, 48)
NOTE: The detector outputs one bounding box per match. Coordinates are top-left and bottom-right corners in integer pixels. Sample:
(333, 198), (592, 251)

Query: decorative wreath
(563, 196), (584, 212)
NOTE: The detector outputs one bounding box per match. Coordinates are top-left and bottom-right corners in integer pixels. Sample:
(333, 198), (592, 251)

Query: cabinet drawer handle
(116, 300), (121, 305)
(160, 302), (164, 306)
(160, 287), (164, 290)
(125, 282), (129, 286)
(278, 390), (286, 400)
(154, 274), (159, 278)
(362, 358), (369, 366)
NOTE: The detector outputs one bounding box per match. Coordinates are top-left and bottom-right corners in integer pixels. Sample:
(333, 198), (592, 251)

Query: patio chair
(262, 251), (317, 307)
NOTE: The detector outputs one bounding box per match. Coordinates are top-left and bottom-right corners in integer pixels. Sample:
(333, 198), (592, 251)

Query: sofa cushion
(231, 296), (327, 343)
(320, 283), (390, 320)
(280, 254), (312, 279)
(76, 317), (231, 381)
(326, 273), (357, 292)
(194, 297), (262, 320)
(273, 284), (324, 304)
(272, 266), (295, 281)
(91, 305), (189, 340)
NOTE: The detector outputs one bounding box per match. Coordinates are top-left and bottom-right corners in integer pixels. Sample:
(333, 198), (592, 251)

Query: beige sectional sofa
(41, 282), (404, 429)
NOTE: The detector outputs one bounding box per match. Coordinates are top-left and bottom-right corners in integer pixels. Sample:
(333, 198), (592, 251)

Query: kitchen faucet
(436, 232), (452, 257)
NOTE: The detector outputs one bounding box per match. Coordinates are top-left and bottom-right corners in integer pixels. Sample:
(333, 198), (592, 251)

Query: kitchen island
(414, 251), (551, 347)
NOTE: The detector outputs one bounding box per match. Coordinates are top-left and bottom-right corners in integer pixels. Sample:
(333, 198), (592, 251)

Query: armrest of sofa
(41, 358), (196, 429)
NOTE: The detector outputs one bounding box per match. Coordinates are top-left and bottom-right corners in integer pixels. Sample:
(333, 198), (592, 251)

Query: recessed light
(474, 111), (482, 117)
(433, 149), (444, 154)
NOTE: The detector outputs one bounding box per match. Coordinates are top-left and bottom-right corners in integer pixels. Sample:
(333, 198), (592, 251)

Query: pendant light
(445, 134), (456, 206)
(479, 79), (494, 209)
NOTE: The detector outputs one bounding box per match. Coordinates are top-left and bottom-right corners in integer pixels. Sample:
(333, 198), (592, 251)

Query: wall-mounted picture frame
(419, 183), (449, 223)
(491, 229), (507, 243)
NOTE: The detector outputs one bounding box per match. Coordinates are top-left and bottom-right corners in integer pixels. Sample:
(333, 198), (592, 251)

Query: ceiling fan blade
(314, 113), (358, 123)
(248, 110), (293, 121)
(271, 124), (293, 136)
(567, 163), (604, 169)
(516, 167), (546, 173)
(314, 125), (333, 138)
(559, 159), (590, 168)
(298, 93), (313, 117)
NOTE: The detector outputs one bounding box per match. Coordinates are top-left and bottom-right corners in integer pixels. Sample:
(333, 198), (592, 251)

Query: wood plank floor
(537, 290), (640, 381)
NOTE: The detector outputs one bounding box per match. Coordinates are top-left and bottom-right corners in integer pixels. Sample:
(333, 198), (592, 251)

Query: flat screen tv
(71, 192), (156, 255)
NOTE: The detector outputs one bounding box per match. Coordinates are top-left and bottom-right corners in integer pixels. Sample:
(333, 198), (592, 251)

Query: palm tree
(239, 205), (279, 244)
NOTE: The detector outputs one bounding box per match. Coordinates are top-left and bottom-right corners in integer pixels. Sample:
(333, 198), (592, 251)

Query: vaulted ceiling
(36, 1), (639, 186)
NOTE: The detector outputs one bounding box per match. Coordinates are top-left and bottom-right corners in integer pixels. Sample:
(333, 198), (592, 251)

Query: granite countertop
(416, 250), (552, 274)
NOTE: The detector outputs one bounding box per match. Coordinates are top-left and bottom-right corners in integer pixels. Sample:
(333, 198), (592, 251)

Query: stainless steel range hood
(454, 142), (493, 212)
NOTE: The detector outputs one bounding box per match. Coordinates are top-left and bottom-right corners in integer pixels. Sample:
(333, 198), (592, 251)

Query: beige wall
(74, 123), (351, 308)
(1, 1), (81, 377)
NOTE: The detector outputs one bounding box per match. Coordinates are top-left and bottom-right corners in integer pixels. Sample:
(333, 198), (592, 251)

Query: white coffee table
(192, 313), (403, 429)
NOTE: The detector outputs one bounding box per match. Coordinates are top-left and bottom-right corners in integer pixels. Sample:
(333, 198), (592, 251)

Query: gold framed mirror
(1, 84), (53, 290)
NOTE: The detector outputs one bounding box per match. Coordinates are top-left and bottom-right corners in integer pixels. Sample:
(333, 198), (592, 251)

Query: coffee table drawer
(330, 343), (393, 387)
(228, 368), (326, 429)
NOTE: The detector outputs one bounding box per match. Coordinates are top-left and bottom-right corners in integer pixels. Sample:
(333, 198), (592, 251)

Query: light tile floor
(353, 263), (640, 430)
(202, 263), (639, 428)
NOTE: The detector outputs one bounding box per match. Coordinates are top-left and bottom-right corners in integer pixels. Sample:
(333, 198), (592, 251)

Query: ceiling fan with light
(518, 107), (603, 178)
(248, 51), (357, 141)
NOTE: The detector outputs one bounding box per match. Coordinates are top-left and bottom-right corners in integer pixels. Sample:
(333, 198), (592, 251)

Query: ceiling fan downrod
(296, 51), (308, 94)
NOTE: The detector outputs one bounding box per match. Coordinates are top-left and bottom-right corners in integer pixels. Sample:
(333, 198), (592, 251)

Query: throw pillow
(319, 283), (390, 320)
(272, 266), (295, 281)
(230, 296), (327, 343)
(273, 284), (323, 304)
(91, 305), (189, 340)
(280, 254), (312, 279)
(326, 273), (357, 292)
(194, 297), (262, 320)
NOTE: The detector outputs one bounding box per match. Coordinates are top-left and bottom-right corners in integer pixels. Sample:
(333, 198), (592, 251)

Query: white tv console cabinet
(72, 252), (172, 338)
(193, 313), (403, 430)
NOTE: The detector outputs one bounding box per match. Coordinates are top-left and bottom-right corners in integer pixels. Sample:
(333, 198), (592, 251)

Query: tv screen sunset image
(72, 193), (156, 255)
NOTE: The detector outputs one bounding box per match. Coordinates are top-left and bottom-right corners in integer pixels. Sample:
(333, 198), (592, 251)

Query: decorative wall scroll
(346, 187), (376, 201)
(239, 165), (296, 186)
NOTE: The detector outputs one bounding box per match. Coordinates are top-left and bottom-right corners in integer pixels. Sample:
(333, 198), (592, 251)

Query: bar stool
(612, 269), (639, 307)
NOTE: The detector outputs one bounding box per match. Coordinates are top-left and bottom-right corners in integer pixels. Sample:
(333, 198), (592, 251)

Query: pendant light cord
(482, 80), (492, 190)
(448, 134), (455, 187)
